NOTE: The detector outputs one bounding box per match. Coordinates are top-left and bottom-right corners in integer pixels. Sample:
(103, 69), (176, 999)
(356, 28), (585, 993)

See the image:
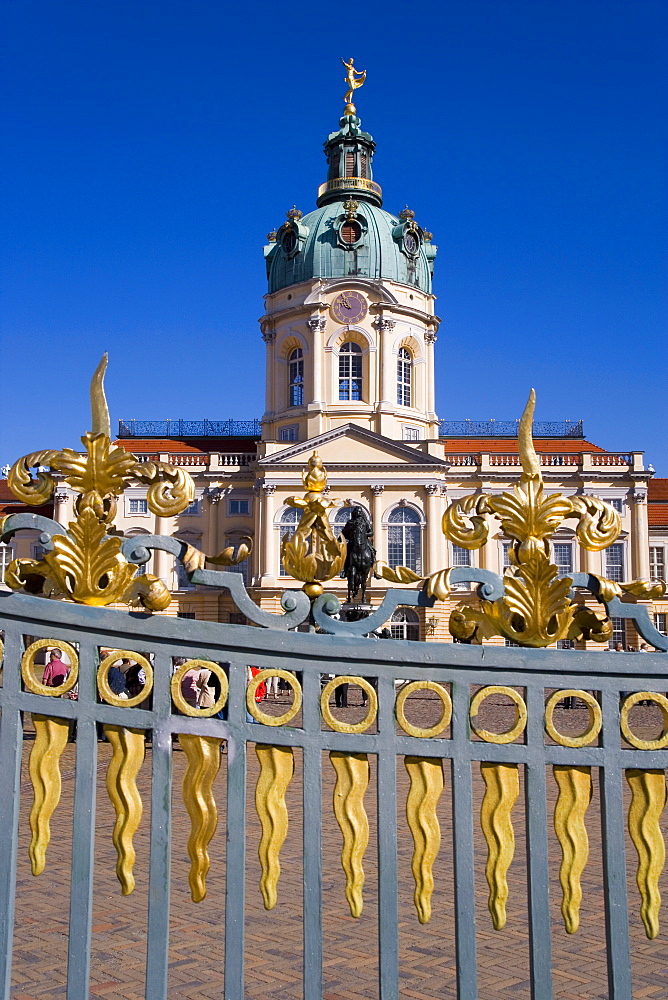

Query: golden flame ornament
(4, 355), (196, 610)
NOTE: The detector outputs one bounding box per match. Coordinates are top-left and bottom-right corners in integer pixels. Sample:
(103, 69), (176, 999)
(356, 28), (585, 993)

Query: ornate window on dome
(340, 219), (362, 245)
(345, 150), (355, 177)
(282, 229), (297, 255)
(338, 342), (363, 401)
(288, 348), (304, 407)
(397, 347), (412, 406)
(403, 229), (419, 255)
(360, 152), (367, 178)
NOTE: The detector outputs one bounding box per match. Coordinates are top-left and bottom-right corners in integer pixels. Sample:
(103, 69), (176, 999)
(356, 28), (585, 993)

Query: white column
(425, 484), (443, 576)
(154, 515), (175, 586)
(261, 483), (277, 585)
(425, 330), (437, 418)
(262, 326), (276, 422)
(370, 485), (384, 586)
(308, 316), (326, 404)
(377, 317), (395, 406)
(631, 488), (650, 579)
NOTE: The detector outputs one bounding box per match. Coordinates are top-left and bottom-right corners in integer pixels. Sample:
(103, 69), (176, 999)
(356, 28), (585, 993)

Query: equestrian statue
(340, 506), (376, 604)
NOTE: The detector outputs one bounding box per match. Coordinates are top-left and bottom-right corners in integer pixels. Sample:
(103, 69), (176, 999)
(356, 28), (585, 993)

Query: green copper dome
(264, 114), (437, 294)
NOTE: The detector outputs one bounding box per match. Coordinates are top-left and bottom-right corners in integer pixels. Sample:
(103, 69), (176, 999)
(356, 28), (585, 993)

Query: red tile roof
(114, 438), (257, 455)
(0, 480), (54, 516)
(440, 438), (607, 454)
(649, 479), (668, 503)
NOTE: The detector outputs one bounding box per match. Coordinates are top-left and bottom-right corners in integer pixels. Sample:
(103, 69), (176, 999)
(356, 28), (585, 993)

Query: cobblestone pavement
(9, 691), (668, 1000)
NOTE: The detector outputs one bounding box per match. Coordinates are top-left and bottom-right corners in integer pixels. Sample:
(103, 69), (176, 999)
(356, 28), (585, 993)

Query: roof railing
(439, 419), (584, 438)
(118, 419), (261, 438)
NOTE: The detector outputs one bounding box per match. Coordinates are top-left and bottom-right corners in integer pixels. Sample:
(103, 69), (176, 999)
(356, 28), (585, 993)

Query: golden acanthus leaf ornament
(3, 354), (194, 610)
(280, 451), (346, 599)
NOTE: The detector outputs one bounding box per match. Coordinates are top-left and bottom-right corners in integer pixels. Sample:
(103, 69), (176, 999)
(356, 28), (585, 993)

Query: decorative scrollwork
(441, 390), (624, 647)
(28, 714), (70, 875)
(3, 355), (196, 610)
(553, 765), (592, 934)
(480, 762), (519, 930)
(179, 734), (223, 902)
(105, 725), (145, 895)
(404, 756), (444, 923)
(330, 751), (369, 918)
(255, 744), (294, 910)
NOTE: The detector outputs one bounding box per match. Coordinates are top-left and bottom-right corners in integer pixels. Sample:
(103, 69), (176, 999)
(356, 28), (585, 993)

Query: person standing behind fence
(42, 648), (69, 687)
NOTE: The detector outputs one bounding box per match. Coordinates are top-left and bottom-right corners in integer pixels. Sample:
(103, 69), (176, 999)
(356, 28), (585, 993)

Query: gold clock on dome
(331, 291), (367, 325)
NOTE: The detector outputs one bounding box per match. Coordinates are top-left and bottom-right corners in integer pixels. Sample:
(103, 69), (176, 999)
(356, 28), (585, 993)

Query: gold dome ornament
(280, 452), (345, 598)
(341, 57), (366, 116)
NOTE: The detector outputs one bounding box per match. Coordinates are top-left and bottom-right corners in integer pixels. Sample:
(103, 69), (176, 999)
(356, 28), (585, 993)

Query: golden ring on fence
(21, 638), (79, 697)
(544, 689), (602, 747)
(171, 659), (229, 717)
(320, 675), (378, 734)
(395, 681), (452, 738)
(469, 685), (527, 744)
(97, 650), (153, 708)
(246, 669), (302, 726)
(620, 691), (668, 750)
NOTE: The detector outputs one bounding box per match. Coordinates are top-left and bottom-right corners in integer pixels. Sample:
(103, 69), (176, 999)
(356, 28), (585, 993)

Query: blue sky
(2, 1), (666, 470)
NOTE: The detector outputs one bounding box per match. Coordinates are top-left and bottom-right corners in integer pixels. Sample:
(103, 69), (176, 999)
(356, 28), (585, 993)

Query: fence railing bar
(524, 686), (553, 1000)
(599, 688), (633, 1000)
(145, 651), (174, 1000)
(301, 670), (323, 1000)
(224, 659), (248, 1000)
(377, 673), (399, 1000)
(0, 631), (24, 1000)
(66, 643), (99, 1000)
(450, 679), (478, 1000)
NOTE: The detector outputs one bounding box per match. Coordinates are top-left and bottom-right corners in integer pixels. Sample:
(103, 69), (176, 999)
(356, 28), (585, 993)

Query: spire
(316, 60), (382, 208)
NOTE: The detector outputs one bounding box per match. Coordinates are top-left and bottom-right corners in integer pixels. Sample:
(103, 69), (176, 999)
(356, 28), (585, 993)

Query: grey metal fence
(1, 589), (667, 1000)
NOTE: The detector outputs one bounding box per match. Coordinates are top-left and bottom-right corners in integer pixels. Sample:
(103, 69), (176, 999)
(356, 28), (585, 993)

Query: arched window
(288, 348), (304, 407)
(332, 505), (371, 536)
(397, 347), (412, 406)
(339, 342), (363, 401)
(391, 607), (420, 641)
(387, 506), (421, 573)
(279, 507), (300, 576)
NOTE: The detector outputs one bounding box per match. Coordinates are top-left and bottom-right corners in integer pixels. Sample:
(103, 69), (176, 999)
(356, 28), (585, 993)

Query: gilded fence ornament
(3, 355), (195, 610)
(404, 756), (444, 923)
(480, 761), (519, 930)
(28, 714), (70, 876)
(105, 725), (146, 895)
(553, 765), (592, 934)
(330, 751), (369, 917)
(440, 391), (623, 646)
(179, 734), (223, 902)
(255, 744), (294, 909)
(280, 452), (345, 598)
(626, 768), (666, 939)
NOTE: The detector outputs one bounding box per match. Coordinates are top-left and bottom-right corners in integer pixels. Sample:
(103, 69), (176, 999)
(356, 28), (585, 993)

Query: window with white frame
(32, 543), (47, 562)
(451, 544), (472, 590)
(502, 542), (511, 571)
(557, 639), (575, 649)
(609, 616), (627, 649)
(175, 560), (195, 590)
(609, 498), (623, 513)
(397, 347), (412, 406)
(553, 542), (573, 577)
(388, 506), (421, 574)
(504, 638), (521, 647)
(279, 507), (300, 575)
(180, 499), (201, 516)
(650, 547), (665, 583)
(279, 425), (298, 442)
(128, 498), (148, 514)
(654, 613), (667, 636)
(338, 342), (363, 401)
(606, 543), (625, 582)
(288, 348), (304, 407)
(390, 607), (420, 641)
(228, 498), (250, 516)
(0, 543), (15, 584)
(177, 611), (196, 619)
(403, 426), (420, 441)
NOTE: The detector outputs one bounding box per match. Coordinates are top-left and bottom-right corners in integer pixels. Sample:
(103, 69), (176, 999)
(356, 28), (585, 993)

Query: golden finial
(303, 451), (327, 496)
(518, 389), (541, 481)
(90, 353), (111, 438)
(341, 57), (366, 116)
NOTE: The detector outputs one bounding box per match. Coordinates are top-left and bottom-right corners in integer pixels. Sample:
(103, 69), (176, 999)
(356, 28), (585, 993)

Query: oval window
(340, 220), (362, 245)
(283, 230), (297, 254)
(404, 230), (418, 254)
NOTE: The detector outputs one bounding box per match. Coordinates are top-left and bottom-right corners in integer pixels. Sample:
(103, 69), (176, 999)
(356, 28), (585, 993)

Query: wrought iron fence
(1, 589), (668, 1000)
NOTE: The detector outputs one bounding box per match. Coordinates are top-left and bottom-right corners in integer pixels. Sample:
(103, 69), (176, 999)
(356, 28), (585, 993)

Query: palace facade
(2, 97), (666, 647)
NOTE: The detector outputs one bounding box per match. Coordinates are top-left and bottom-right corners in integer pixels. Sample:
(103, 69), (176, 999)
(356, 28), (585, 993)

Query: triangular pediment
(259, 424), (445, 468)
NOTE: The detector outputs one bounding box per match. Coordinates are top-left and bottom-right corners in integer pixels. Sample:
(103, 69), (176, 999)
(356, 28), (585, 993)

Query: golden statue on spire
(341, 57), (366, 115)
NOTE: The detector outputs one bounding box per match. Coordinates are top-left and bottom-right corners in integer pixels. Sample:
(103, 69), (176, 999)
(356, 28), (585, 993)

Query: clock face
(404, 230), (419, 254)
(331, 291), (368, 325)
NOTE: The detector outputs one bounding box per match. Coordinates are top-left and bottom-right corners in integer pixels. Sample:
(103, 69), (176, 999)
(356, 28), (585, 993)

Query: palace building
(2, 93), (666, 647)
